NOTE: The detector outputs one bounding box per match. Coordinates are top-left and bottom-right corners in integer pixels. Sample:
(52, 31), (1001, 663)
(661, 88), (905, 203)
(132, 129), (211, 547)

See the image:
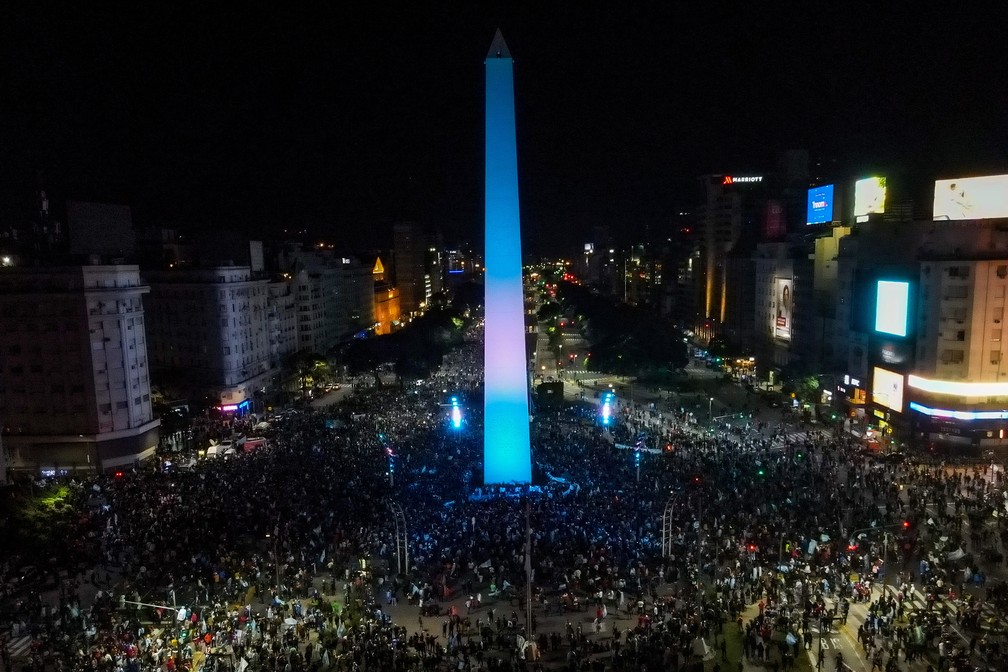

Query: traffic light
(902, 520), (911, 530)
(747, 544), (757, 553)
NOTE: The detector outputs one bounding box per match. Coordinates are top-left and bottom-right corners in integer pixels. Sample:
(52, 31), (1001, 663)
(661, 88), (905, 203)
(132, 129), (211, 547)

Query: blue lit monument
(484, 30), (532, 484)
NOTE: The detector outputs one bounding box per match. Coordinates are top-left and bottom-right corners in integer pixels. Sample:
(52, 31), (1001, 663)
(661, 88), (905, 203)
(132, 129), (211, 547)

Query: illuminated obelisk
(484, 29), (532, 484)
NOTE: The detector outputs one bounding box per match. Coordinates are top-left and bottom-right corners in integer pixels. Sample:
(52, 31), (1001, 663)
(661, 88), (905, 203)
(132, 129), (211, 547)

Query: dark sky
(3, 4), (1007, 255)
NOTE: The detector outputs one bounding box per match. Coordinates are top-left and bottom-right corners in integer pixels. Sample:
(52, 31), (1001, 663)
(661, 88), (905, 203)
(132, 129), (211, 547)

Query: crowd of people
(2, 320), (1008, 672)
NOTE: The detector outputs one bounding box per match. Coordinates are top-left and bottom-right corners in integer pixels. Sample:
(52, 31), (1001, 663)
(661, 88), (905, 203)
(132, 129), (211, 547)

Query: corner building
(0, 265), (159, 474)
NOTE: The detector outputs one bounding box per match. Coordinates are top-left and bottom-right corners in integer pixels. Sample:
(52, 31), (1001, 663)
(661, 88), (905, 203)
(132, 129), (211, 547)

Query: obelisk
(484, 29), (532, 484)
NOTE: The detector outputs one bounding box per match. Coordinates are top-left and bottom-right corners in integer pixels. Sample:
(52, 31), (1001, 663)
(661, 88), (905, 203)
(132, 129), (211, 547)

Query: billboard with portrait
(872, 367), (905, 413)
(854, 176), (886, 218)
(806, 184), (834, 225)
(933, 174), (1008, 221)
(774, 277), (792, 341)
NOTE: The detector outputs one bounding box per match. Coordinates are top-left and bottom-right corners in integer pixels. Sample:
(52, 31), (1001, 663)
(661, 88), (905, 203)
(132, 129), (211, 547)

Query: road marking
(8, 636), (32, 658)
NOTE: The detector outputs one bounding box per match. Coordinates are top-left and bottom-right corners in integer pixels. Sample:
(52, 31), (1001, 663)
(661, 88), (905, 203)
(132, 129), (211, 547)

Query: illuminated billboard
(773, 277), (792, 341)
(762, 200), (785, 240)
(875, 280), (910, 337)
(854, 176), (886, 218)
(872, 367), (904, 413)
(806, 184), (834, 225)
(933, 174), (1008, 221)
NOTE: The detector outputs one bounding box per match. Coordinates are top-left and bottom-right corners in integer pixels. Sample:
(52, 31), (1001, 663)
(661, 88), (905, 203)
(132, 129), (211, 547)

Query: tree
(537, 302), (562, 323)
(286, 352), (328, 399)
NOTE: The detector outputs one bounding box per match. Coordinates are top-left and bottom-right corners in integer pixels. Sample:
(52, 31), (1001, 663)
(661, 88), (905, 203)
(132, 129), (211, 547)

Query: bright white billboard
(875, 280), (909, 337)
(934, 174), (1008, 221)
(773, 277), (792, 341)
(872, 367), (905, 413)
(854, 176), (886, 218)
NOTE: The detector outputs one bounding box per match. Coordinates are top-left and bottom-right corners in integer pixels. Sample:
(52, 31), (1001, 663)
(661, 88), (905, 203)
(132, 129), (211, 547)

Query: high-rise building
(393, 222), (426, 315)
(266, 280), (298, 367)
(144, 266), (271, 412)
(0, 265), (159, 474)
(287, 248), (375, 353)
(373, 257), (401, 335)
(483, 29), (532, 484)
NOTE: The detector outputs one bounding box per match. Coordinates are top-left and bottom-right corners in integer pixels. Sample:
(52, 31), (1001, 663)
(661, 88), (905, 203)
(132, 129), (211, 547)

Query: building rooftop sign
(723, 175), (763, 185)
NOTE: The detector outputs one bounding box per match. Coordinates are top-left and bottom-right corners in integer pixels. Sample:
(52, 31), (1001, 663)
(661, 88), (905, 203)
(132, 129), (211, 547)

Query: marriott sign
(723, 175), (763, 185)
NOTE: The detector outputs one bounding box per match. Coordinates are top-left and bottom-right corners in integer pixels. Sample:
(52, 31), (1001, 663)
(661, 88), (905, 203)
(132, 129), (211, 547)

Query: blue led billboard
(806, 184), (835, 225)
(875, 280), (910, 337)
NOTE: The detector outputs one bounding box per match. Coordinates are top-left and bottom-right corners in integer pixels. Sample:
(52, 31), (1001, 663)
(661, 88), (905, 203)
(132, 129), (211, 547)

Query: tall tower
(483, 29), (532, 484)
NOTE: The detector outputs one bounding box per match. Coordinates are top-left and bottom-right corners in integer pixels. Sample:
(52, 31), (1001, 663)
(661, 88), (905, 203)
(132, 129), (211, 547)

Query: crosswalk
(6, 635), (33, 660)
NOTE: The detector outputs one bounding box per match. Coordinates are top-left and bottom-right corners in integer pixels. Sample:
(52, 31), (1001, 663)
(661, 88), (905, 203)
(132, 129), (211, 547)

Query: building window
(995, 329), (1003, 342)
(940, 349), (965, 364)
(992, 351), (1002, 365)
(998, 265), (1008, 279)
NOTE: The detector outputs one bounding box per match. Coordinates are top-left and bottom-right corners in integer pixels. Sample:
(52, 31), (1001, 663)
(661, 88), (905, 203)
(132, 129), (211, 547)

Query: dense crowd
(2, 322), (1008, 672)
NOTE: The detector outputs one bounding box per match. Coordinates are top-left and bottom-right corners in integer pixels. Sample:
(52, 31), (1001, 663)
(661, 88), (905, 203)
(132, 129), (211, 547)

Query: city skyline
(3, 5), (1007, 254)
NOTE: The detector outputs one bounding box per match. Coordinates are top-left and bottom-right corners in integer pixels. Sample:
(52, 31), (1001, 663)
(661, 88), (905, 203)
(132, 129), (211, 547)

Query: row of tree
(546, 282), (689, 376)
(340, 306), (470, 383)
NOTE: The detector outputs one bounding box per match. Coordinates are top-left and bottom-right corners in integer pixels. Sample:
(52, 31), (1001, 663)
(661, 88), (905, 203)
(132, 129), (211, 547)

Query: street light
(708, 397), (714, 423)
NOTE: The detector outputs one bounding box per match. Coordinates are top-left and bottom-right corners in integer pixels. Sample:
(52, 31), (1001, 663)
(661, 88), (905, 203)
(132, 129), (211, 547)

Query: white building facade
(0, 265), (160, 474)
(145, 266), (271, 410)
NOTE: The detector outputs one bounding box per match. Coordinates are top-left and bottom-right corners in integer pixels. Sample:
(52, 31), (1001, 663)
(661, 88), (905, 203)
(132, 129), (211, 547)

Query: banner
(774, 278), (792, 341)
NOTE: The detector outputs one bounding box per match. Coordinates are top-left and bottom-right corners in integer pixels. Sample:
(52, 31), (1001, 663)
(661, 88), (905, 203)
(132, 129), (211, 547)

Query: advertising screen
(872, 367), (904, 413)
(875, 280), (910, 337)
(773, 277), (792, 341)
(806, 184), (834, 225)
(854, 176), (887, 218)
(762, 200), (785, 240)
(933, 174), (1008, 221)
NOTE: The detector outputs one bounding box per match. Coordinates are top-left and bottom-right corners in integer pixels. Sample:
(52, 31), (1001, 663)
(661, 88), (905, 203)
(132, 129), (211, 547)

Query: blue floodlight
(601, 392), (614, 426)
(451, 397), (463, 429)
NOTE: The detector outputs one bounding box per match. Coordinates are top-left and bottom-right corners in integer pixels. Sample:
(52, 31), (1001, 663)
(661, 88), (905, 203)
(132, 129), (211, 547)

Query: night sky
(3, 4), (1007, 255)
